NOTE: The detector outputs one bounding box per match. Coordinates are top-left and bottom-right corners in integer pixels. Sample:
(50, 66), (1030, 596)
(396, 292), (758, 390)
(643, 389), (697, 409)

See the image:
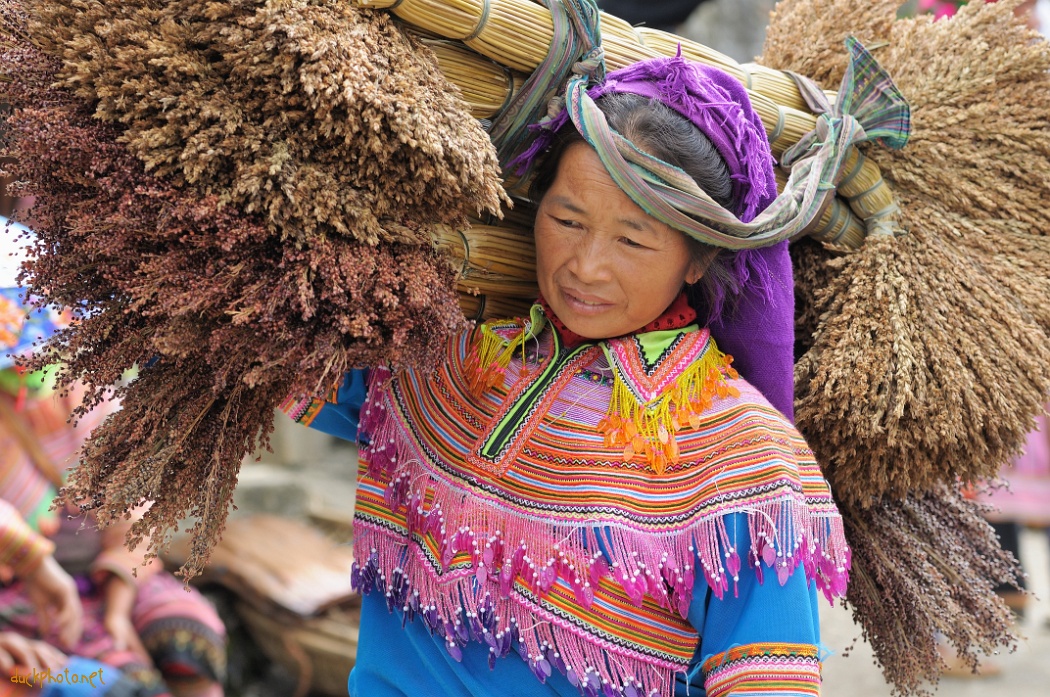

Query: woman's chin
(556, 308), (631, 340)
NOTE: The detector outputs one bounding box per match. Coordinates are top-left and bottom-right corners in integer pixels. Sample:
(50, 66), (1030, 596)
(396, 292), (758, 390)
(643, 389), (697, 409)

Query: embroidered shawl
(349, 305), (849, 697)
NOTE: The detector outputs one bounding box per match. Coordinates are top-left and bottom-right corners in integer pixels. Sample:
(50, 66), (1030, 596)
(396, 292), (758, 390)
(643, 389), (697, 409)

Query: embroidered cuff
(703, 643), (821, 697)
(280, 394), (327, 427)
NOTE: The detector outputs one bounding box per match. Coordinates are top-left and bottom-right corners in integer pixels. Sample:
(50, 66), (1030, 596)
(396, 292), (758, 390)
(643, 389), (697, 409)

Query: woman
(285, 54), (848, 697)
(977, 409), (1050, 615)
(0, 497), (148, 696)
(0, 374), (228, 697)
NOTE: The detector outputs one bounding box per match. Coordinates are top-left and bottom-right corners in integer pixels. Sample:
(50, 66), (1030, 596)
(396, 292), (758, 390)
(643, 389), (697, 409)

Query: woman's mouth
(561, 288), (613, 315)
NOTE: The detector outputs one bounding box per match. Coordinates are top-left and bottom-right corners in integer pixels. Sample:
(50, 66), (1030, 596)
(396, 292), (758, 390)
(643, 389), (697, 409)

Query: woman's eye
(555, 218), (579, 229)
(620, 237), (645, 248)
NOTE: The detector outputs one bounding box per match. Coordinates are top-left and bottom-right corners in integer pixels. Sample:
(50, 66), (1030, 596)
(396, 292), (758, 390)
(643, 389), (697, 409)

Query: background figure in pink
(977, 410), (1050, 618)
(1, 216), (227, 697)
(915, 0), (1045, 27)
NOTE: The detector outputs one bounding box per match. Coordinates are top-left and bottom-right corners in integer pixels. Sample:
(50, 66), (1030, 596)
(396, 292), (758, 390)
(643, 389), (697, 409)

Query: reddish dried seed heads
(1, 0), (501, 578)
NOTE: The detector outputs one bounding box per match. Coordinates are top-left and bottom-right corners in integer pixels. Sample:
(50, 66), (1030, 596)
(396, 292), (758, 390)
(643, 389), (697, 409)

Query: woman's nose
(566, 233), (612, 283)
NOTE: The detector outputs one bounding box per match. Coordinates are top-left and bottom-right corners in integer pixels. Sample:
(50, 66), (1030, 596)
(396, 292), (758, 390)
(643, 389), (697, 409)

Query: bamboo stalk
(741, 62), (809, 111)
(459, 292), (535, 321)
(419, 38), (525, 118)
(804, 195), (867, 249)
(836, 147), (897, 221)
(633, 27), (747, 83)
(360, 0), (822, 120)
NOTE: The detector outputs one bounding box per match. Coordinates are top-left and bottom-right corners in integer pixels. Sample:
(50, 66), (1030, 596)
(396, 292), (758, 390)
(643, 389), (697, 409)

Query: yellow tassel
(465, 321), (528, 396)
(599, 345), (739, 474)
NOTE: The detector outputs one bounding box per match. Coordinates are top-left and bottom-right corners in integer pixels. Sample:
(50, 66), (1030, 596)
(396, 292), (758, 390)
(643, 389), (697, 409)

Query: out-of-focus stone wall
(679, 0), (777, 63)
(235, 411), (358, 520)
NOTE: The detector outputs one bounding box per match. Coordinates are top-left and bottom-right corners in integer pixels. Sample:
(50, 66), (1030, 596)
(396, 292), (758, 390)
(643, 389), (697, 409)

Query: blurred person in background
(597, 0), (712, 32)
(1, 217), (227, 697)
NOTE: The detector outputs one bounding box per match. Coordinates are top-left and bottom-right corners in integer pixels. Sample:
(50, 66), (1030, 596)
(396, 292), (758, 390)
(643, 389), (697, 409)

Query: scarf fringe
(599, 342), (739, 475)
(464, 320), (529, 396)
(355, 377), (851, 696)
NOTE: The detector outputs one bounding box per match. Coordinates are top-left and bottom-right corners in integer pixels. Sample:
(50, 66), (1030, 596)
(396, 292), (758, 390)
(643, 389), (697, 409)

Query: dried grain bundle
(789, 237), (835, 357)
(32, 0), (505, 245)
(2, 8), (465, 576)
(840, 486), (1021, 695)
(793, 230), (1050, 503)
(762, 0), (899, 88)
(764, 0), (1050, 503)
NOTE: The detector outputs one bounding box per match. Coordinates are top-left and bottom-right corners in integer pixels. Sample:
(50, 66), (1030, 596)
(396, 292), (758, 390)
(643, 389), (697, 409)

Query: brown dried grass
(840, 487), (1021, 696)
(766, 0), (1050, 503)
(762, 0), (899, 90)
(1, 0), (505, 577)
(32, 0), (506, 246)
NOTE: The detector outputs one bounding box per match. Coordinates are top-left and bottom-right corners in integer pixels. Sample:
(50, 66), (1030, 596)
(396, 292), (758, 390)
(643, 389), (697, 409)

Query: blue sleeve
(281, 369), (368, 442)
(678, 513), (822, 697)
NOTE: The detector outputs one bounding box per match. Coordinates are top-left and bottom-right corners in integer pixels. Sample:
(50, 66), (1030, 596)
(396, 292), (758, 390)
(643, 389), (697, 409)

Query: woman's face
(535, 143), (705, 339)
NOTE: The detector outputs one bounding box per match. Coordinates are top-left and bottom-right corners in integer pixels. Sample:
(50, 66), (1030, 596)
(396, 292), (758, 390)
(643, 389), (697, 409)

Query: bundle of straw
(763, 0), (1050, 504)
(436, 222), (537, 297)
(34, 0), (505, 247)
(391, 0), (902, 259)
(761, 0), (1050, 688)
(419, 37), (526, 120)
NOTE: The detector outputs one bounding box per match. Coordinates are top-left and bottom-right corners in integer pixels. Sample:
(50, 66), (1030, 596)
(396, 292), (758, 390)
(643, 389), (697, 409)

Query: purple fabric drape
(709, 240), (795, 422)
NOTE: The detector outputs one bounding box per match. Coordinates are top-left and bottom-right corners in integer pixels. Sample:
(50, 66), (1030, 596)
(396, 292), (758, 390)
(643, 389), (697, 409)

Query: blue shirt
(300, 370), (825, 696)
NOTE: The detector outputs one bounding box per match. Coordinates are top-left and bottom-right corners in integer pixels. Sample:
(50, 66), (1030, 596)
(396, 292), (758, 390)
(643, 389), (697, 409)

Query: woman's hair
(529, 93), (744, 323)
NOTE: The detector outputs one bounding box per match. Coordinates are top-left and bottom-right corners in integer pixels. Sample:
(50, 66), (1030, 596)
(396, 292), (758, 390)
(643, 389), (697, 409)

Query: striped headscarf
(510, 32), (910, 251)
(515, 50), (778, 224)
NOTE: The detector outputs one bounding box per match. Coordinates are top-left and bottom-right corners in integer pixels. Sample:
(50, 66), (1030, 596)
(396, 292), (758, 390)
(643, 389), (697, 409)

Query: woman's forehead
(545, 145), (669, 235)
(543, 193), (661, 235)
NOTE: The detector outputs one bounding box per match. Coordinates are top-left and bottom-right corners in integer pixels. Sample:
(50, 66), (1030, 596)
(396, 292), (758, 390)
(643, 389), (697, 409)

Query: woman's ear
(685, 248), (717, 286)
(685, 261), (704, 286)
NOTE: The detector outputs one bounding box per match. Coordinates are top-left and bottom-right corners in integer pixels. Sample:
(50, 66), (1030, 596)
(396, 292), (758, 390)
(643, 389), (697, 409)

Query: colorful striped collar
(467, 303), (738, 475)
